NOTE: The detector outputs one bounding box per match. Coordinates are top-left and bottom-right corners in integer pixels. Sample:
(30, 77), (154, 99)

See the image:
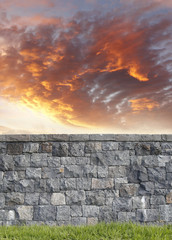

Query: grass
(0, 222), (172, 240)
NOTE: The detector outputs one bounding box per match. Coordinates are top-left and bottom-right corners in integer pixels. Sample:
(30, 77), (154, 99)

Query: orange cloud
(129, 98), (159, 112)
(0, 3), (171, 132)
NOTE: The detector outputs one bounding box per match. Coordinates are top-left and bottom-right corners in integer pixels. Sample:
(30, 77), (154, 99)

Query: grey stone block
(42, 167), (64, 179)
(61, 157), (76, 165)
(0, 155), (14, 171)
(47, 157), (61, 167)
(23, 143), (39, 153)
(119, 184), (139, 197)
(69, 135), (89, 141)
(148, 167), (166, 183)
(4, 171), (18, 181)
(15, 180), (35, 193)
(114, 177), (128, 189)
(166, 161), (172, 172)
(25, 193), (39, 205)
(0, 193), (5, 208)
(118, 142), (134, 151)
(137, 209), (160, 222)
(85, 190), (105, 205)
(0, 142), (6, 154)
(167, 172), (172, 181)
(70, 205), (82, 217)
(69, 142), (85, 157)
(150, 195), (165, 205)
(109, 166), (127, 178)
(132, 196), (150, 209)
(26, 168), (41, 179)
(98, 166), (108, 178)
(17, 206), (33, 220)
(40, 142), (52, 153)
(118, 212), (136, 222)
(13, 154), (30, 168)
(7, 143), (23, 155)
(159, 205), (172, 221)
(83, 165), (97, 178)
(52, 143), (69, 157)
(30, 153), (48, 167)
(0, 171), (4, 180)
(83, 205), (99, 217)
(64, 165), (83, 178)
(66, 190), (85, 205)
(51, 193), (65, 205)
(99, 206), (116, 222)
(56, 206), (70, 221)
(91, 151), (130, 166)
(77, 178), (92, 190)
(85, 142), (102, 153)
(34, 179), (47, 192)
(5, 193), (24, 206)
(71, 217), (86, 225)
(139, 182), (155, 195)
(92, 178), (114, 190)
(39, 193), (51, 205)
(87, 217), (98, 225)
(34, 206), (56, 221)
(47, 179), (60, 192)
(102, 142), (118, 151)
(60, 178), (77, 190)
(113, 197), (132, 212)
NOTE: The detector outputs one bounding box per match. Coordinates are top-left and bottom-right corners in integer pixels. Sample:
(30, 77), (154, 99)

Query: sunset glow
(0, 0), (172, 133)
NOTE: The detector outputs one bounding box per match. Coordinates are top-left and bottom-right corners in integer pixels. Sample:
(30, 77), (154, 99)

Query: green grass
(0, 222), (172, 240)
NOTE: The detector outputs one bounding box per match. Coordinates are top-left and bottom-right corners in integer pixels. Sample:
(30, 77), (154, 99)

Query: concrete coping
(0, 134), (171, 142)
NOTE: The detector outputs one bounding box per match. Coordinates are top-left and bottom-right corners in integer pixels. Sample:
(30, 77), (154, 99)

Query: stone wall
(0, 134), (172, 226)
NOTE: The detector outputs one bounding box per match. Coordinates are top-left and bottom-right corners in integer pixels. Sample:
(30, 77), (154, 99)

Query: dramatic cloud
(0, 1), (172, 133)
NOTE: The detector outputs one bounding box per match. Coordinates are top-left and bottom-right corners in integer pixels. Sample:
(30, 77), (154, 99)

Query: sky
(0, 0), (172, 134)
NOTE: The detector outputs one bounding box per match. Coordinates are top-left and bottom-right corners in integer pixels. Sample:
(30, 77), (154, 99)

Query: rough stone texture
(0, 134), (172, 225)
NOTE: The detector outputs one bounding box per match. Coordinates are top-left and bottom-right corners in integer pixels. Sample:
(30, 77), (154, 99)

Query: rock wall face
(0, 134), (172, 226)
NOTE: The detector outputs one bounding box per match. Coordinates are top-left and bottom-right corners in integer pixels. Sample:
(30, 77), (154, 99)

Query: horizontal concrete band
(0, 134), (172, 142)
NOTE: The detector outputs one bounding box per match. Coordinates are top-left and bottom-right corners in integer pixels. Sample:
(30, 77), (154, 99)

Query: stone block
(85, 142), (102, 153)
(69, 135), (89, 141)
(30, 153), (48, 167)
(34, 179), (47, 192)
(83, 165), (97, 178)
(0, 171), (4, 180)
(135, 143), (151, 156)
(92, 178), (114, 190)
(15, 179), (35, 193)
(4, 171), (18, 181)
(0, 193), (5, 207)
(39, 193), (51, 205)
(114, 177), (128, 189)
(6, 210), (15, 221)
(23, 143), (39, 153)
(7, 143), (23, 155)
(77, 178), (92, 190)
(150, 195), (165, 205)
(157, 156), (171, 167)
(34, 206), (56, 221)
(56, 206), (70, 221)
(61, 157), (76, 165)
(91, 151), (130, 166)
(40, 142), (52, 153)
(47, 179), (60, 192)
(47, 157), (61, 167)
(52, 143), (69, 157)
(83, 205), (99, 217)
(60, 178), (77, 190)
(118, 142), (134, 151)
(132, 196), (150, 209)
(85, 190), (105, 205)
(66, 190), (85, 205)
(166, 162), (172, 172)
(167, 172), (172, 181)
(139, 182), (155, 195)
(127, 164), (148, 183)
(118, 212), (136, 222)
(51, 193), (65, 205)
(99, 206), (116, 222)
(97, 166), (108, 178)
(166, 192), (172, 203)
(71, 217), (86, 225)
(70, 205), (82, 217)
(64, 165), (83, 178)
(13, 154), (30, 168)
(25, 193), (39, 205)
(5, 193), (24, 206)
(108, 166), (127, 178)
(119, 184), (139, 197)
(26, 168), (41, 179)
(148, 167), (166, 183)
(0, 210), (5, 220)
(42, 167), (64, 179)
(17, 206), (33, 220)
(102, 142), (118, 151)
(69, 142), (85, 157)
(87, 217), (98, 225)
(0, 142), (6, 154)
(0, 155), (14, 171)
(137, 209), (159, 222)
(159, 205), (172, 222)
(113, 197), (132, 212)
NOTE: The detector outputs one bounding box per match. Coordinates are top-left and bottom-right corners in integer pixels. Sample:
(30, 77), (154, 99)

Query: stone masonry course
(0, 134), (172, 226)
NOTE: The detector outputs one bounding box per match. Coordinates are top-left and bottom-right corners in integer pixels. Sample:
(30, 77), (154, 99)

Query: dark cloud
(0, 1), (172, 132)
